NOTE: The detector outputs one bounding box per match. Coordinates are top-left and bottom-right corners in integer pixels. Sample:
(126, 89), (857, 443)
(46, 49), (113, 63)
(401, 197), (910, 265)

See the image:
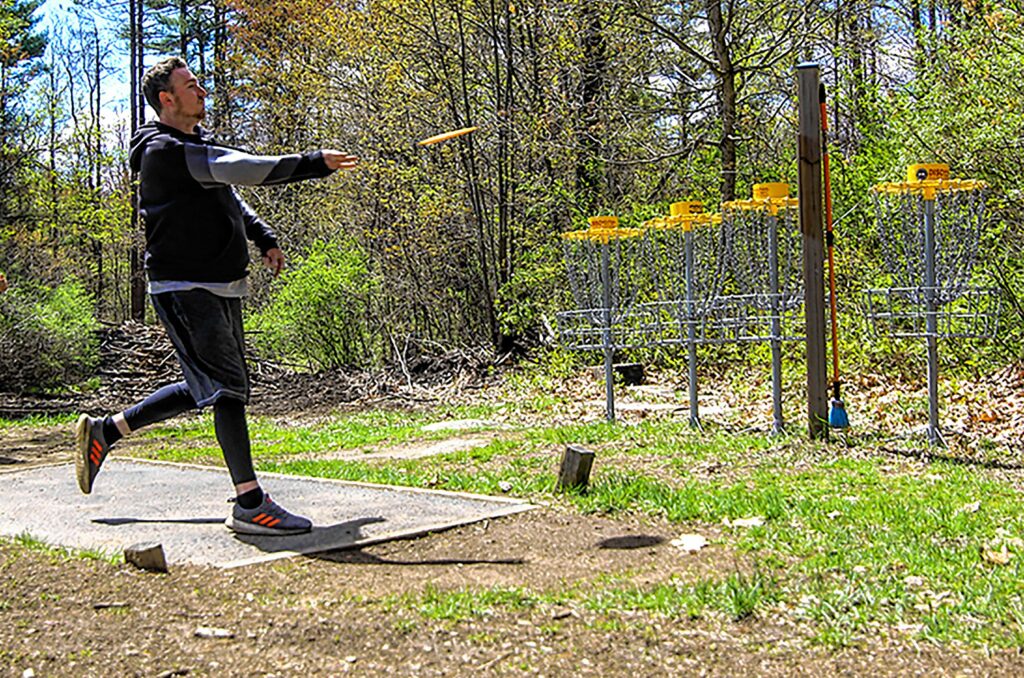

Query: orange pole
(820, 85), (841, 389)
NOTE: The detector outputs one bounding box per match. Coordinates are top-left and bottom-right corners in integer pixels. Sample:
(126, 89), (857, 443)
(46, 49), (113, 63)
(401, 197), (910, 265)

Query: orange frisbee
(417, 126), (479, 146)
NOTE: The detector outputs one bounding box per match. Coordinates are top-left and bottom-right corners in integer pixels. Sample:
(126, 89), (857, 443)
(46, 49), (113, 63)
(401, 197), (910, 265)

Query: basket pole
(923, 199), (943, 446)
(601, 241), (615, 422)
(768, 213), (785, 434)
(685, 227), (701, 428)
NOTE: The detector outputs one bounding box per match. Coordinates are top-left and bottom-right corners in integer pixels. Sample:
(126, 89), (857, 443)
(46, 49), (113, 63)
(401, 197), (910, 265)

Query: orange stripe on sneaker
(92, 440), (102, 453)
(252, 513), (269, 524)
(90, 451), (101, 465)
(266, 518), (281, 527)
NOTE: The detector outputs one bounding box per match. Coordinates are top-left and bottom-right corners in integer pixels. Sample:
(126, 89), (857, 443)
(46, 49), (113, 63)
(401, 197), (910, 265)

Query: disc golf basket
(865, 163), (998, 446)
(719, 183), (805, 433)
(557, 216), (644, 421)
(638, 201), (727, 427)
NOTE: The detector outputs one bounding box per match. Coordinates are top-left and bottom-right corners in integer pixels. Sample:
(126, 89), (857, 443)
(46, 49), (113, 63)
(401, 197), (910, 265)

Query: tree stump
(558, 444), (595, 491)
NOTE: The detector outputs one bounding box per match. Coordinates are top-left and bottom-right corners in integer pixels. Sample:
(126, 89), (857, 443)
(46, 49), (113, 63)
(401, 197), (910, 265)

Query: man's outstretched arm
(185, 145), (358, 188)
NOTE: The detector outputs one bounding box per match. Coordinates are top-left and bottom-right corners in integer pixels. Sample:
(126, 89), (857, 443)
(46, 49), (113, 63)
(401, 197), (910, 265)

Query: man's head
(142, 57), (206, 129)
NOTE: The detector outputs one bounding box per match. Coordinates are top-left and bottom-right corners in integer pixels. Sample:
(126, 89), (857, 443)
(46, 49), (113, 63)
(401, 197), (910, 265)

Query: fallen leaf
(194, 627), (234, 639)
(982, 547), (1013, 566)
(958, 501), (981, 514)
(728, 516), (765, 528)
(670, 534), (708, 552)
(904, 575), (925, 587)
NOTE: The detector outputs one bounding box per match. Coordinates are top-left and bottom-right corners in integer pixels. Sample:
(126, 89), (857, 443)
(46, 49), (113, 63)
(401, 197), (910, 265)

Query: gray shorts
(150, 289), (249, 407)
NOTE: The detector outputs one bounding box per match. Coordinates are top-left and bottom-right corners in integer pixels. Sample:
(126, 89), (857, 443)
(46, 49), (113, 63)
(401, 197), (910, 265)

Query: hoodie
(128, 122), (333, 283)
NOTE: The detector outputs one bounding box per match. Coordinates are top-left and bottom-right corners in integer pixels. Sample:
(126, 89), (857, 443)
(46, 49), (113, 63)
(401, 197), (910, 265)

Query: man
(75, 56), (358, 535)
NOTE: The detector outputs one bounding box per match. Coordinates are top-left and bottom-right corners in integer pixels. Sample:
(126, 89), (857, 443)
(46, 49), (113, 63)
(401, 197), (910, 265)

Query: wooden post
(796, 63), (829, 441)
(557, 444), (595, 491)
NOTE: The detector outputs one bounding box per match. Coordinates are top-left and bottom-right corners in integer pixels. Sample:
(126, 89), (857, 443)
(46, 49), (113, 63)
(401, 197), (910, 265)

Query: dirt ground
(1, 422), (1023, 676)
(3, 507), (1024, 678)
(3, 333), (1024, 675)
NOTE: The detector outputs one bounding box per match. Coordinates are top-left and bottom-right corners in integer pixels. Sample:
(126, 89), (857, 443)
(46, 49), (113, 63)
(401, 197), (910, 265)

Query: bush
(0, 278), (100, 392)
(247, 240), (376, 370)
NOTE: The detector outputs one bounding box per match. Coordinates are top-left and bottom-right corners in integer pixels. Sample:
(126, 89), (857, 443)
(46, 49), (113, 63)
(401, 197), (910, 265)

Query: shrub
(0, 278), (100, 392)
(247, 240), (376, 370)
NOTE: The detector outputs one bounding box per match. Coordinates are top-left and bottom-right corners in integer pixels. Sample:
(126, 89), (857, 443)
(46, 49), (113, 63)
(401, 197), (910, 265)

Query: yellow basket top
(670, 200), (704, 217)
(642, 201), (721, 232)
(561, 215), (642, 243)
(723, 183), (798, 216)
(872, 163), (987, 198)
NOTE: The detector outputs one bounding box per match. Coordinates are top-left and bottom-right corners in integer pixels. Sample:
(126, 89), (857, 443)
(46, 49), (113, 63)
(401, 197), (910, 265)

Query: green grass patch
(6, 532), (122, 565)
(135, 409), (501, 464)
(0, 413), (78, 430)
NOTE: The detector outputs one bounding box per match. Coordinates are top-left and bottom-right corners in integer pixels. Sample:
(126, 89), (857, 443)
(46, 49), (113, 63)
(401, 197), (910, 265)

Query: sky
(35, 0), (133, 119)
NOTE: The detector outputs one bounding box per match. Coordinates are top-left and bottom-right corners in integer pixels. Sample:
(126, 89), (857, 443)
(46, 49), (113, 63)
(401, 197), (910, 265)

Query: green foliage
(0, 277), (99, 392)
(247, 240), (376, 369)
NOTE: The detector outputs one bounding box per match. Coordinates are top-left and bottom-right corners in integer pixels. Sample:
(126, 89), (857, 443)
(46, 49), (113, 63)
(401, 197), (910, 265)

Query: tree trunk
(577, 3), (606, 213)
(130, 0), (147, 321)
(706, 0), (736, 201)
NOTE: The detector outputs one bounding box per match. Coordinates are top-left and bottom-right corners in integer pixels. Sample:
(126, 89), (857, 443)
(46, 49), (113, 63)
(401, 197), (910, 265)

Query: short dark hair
(142, 57), (188, 114)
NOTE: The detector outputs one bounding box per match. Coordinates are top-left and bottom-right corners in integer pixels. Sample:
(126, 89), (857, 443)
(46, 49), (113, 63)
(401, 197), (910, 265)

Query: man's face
(164, 67), (207, 122)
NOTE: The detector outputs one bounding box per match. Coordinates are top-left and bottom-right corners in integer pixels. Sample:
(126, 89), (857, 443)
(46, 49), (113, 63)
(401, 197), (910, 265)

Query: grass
(10, 396), (1023, 650)
(6, 532), (122, 565)
(132, 408), (508, 464)
(0, 413), (78, 430)
(383, 568), (780, 628)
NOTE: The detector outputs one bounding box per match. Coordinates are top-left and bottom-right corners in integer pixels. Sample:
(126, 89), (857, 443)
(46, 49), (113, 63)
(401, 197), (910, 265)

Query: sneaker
(75, 414), (109, 494)
(225, 493), (312, 536)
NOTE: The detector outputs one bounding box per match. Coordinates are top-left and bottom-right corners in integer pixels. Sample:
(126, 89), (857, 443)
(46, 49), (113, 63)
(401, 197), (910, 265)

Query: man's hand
(322, 150), (360, 171)
(262, 248), (285, 277)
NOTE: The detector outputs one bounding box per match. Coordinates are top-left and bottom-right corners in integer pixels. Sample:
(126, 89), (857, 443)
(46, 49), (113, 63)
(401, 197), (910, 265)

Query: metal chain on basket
(643, 221), (727, 318)
(873, 185), (987, 306)
(727, 205), (803, 311)
(562, 235), (641, 326)
(934, 186), (987, 304)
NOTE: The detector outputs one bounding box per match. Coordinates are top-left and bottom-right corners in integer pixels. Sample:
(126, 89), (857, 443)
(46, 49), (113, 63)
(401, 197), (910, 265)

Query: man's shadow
(91, 515), (525, 566)
(231, 516), (389, 554)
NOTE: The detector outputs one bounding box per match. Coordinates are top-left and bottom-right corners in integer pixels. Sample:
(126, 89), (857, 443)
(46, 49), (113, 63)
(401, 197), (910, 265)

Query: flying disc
(417, 126), (479, 146)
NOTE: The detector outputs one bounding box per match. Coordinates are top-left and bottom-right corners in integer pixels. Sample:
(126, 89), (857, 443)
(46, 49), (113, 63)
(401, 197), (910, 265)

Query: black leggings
(123, 381), (256, 486)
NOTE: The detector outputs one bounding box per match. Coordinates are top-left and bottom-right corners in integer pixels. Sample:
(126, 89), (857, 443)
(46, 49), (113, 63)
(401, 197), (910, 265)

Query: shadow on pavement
(92, 516), (226, 526)
(231, 516), (388, 555)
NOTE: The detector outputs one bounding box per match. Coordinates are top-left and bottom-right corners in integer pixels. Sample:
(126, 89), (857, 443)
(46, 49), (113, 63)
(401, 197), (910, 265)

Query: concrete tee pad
(0, 460), (534, 568)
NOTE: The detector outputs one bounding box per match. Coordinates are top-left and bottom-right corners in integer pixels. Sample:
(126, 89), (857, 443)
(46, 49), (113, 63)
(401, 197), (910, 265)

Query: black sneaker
(75, 414), (109, 494)
(225, 493), (312, 535)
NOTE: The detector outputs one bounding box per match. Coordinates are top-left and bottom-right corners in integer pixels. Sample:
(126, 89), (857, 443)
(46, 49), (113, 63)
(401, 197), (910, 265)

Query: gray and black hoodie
(128, 121), (333, 283)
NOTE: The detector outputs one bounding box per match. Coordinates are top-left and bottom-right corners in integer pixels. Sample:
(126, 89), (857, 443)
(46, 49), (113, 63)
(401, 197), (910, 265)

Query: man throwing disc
(75, 56), (358, 535)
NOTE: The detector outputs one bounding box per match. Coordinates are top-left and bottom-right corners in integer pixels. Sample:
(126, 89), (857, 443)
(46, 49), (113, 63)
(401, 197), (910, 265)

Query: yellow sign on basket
(907, 163), (950, 183)
(670, 201), (704, 217)
(588, 216), (619, 230)
(753, 183), (790, 200)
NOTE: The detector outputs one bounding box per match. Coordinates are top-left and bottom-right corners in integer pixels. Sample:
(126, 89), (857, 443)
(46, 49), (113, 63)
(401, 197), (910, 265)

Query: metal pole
(923, 198), (943, 446)
(685, 228), (700, 428)
(768, 214), (785, 434)
(601, 241), (615, 422)
(797, 63), (829, 440)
